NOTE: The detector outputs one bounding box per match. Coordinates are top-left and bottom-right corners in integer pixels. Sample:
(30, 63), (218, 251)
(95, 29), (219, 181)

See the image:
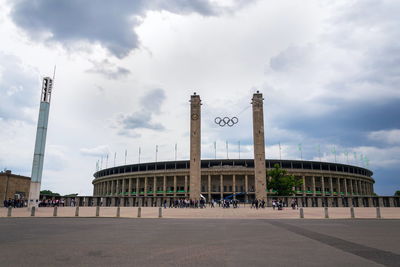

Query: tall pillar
(337, 178), (341, 196)
(220, 174), (224, 200)
(233, 174), (236, 199)
(252, 91), (267, 201)
(144, 177), (148, 196)
(184, 175), (188, 197)
(344, 178), (348, 196)
(163, 176), (167, 197)
(173, 176), (177, 197)
(128, 178), (132, 196)
(28, 77), (54, 209)
(355, 179), (359, 195)
(329, 177), (333, 195)
(245, 174), (249, 202)
(207, 174), (211, 201)
(312, 176), (316, 196)
(189, 93), (201, 200)
(350, 179), (354, 196)
(302, 176), (306, 196)
(136, 178), (139, 196)
(154, 176), (157, 195)
(111, 180), (115, 196)
(321, 176), (325, 196)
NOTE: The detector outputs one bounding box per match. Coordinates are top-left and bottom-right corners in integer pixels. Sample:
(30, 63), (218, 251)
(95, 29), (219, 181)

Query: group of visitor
(164, 198), (207, 209)
(218, 199), (240, 208)
(3, 198), (26, 208)
(39, 198), (65, 207)
(251, 199), (266, 209)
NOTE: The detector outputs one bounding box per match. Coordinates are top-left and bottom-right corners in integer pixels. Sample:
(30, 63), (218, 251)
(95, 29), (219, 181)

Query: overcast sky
(0, 0), (399, 196)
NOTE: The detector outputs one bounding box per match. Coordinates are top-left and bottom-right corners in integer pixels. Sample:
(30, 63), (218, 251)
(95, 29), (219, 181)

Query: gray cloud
(118, 88), (166, 136)
(86, 59), (130, 80)
(0, 52), (40, 122)
(9, 0), (240, 58)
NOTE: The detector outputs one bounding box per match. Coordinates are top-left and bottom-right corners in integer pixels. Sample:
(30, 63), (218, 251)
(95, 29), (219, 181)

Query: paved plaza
(0, 218), (399, 266)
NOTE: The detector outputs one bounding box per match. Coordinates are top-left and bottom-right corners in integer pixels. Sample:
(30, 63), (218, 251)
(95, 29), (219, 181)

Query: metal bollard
(53, 206), (58, 217)
(158, 207), (162, 218)
(96, 206), (100, 217)
(299, 207), (304, 219)
(7, 207), (12, 217)
(137, 207), (141, 218)
(116, 206), (120, 217)
(324, 207), (329, 219)
(31, 206), (36, 217)
(350, 207), (355, 219)
(376, 207), (381, 219)
(75, 206), (79, 217)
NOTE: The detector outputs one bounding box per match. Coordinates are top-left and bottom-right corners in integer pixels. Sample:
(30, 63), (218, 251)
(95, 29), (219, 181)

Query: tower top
(41, 77), (53, 103)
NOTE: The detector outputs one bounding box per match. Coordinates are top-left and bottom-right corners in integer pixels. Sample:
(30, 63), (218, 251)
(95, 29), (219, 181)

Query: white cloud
(368, 129), (400, 145)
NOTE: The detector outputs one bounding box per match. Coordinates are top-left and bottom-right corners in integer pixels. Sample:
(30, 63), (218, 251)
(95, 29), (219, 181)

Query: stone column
(321, 176), (325, 196)
(207, 174), (211, 201)
(184, 175), (188, 197)
(220, 174), (224, 200)
(189, 93), (201, 201)
(329, 177), (333, 195)
(173, 176), (177, 197)
(163, 176), (167, 196)
(354, 180), (360, 195)
(233, 174), (236, 199)
(350, 179), (354, 196)
(312, 176), (316, 196)
(337, 178), (341, 196)
(116, 180), (120, 196)
(344, 178), (348, 196)
(144, 177), (148, 196)
(245, 174), (249, 202)
(136, 178), (139, 196)
(111, 180), (115, 196)
(154, 176), (157, 196)
(302, 176), (306, 196)
(252, 91), (267, 201)
(122, 179), (125, 196)
(128, 178), (132, 196)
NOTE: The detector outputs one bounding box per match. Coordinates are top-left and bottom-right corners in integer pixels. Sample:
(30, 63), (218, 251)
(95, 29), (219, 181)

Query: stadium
(91, 158), (376, 207)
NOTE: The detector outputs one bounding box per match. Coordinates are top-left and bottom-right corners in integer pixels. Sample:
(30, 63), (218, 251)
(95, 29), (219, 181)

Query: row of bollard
(6, 206), (163, 218)
(298, 206), (382, 219)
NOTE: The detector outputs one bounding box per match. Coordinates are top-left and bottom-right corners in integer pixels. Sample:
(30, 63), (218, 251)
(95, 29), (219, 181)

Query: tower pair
(189, 92), (266, 201)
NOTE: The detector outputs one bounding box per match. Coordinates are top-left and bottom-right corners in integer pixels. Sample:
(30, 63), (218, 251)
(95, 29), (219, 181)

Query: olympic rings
(214, 116), (239, 127)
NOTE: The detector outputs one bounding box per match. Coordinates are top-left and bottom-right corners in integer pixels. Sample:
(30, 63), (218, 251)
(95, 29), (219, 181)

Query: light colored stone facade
(189, 93), (201, 200)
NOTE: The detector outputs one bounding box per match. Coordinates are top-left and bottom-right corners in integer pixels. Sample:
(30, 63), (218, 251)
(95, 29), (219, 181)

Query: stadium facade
(88, 92), (393, 207)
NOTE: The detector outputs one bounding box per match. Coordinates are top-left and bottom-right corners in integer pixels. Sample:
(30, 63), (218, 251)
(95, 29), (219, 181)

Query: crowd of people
(39, 199), (65, 207)
(3, 198), (26, 208)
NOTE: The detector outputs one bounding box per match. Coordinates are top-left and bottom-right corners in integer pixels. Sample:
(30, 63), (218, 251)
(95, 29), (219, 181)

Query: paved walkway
(0, 218), (399, 266)
(1, 207), (399, 219)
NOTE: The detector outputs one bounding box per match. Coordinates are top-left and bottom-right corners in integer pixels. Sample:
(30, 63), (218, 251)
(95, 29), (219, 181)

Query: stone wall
(0, 171), (31, 205)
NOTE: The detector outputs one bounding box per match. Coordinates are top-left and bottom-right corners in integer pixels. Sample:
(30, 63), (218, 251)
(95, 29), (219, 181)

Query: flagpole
(124, 149), (127, 165)
(174, 143), (177, 161)
(138, 147), (141, 164)
(279, 142), (282, 160)
(100, 156), (103, 170)
(226, 141), (229, 159)
(114, 152), (116, 167)
(238, 141), (241, 159)
(214, 141), (217, 159)
(106, 154), (109, 168)
(156, 145), (158, 163)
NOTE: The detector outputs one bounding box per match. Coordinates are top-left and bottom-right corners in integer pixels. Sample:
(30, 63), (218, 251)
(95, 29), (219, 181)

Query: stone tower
(189, 93), (201, 200)
(252, 91), (267, 200)
(28, 77), (53, 209)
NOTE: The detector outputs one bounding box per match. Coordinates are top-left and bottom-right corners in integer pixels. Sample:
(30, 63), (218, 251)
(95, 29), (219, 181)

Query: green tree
(40, 190), (60, 196)
(267, 164), (303, 196)
(395, 190), (400, 196)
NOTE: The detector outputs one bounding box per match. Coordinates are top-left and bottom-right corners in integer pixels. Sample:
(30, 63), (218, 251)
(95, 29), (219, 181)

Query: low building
(0, 170), (31, 206)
